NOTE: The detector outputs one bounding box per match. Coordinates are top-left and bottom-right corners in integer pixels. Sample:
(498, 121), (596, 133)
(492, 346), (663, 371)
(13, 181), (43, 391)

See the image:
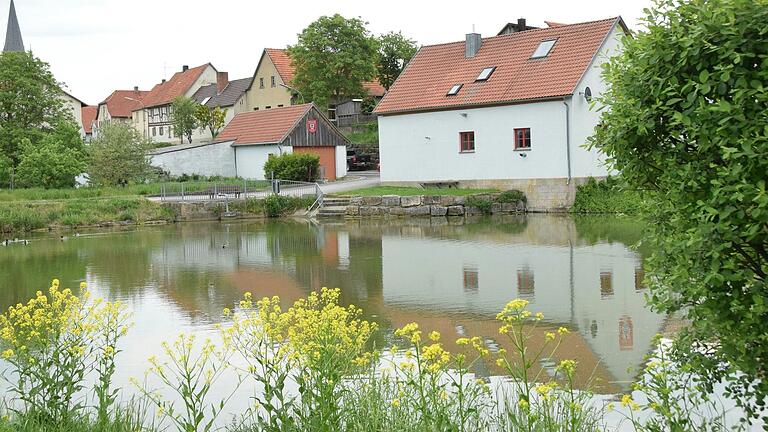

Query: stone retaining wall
(344, 194), (526, 218)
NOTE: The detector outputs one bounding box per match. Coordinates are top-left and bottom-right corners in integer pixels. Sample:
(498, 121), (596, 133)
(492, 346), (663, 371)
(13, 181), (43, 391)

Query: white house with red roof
(149, 104), (348, 181)
(374, 17), (629, 211)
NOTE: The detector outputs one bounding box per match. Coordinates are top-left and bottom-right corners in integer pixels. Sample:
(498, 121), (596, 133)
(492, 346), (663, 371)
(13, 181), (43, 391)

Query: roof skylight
(531, 39), (557, 59)
(447, 84), (463, 96)
(200, 96), (211, 105)
(476, 67), (496, 81)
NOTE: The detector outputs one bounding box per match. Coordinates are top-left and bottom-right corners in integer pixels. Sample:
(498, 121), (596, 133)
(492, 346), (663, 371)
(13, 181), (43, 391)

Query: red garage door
(293, 147), (337, 181)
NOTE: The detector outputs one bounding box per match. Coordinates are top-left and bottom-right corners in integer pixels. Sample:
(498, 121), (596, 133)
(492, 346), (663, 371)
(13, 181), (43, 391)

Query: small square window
(447, 84), (463, 96)
(259, 78), (264, 89)
(460, 131), (475, 152)
(271, 76), (276, 87)
(476, 67), (496, 81)
(277, 104), (284, 107)
(531, 39), (557, 58)
(514, 128), (531, 150)
(265, 106), (272, 109)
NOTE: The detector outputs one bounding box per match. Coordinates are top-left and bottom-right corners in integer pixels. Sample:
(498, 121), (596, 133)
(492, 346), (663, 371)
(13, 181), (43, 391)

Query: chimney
(161, 79), (166, 84)
(517, 18), (527, 31)
(217, 71), (229, 93)
(133, 86), (139, 91)
(182, 65), (189, 72)
(465, 32), (482, 58)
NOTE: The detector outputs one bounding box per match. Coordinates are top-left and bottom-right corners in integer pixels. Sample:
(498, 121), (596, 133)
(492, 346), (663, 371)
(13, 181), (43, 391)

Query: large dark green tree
(0, 51), (73, 166)
(589, 0), (768, 419)
(377, 31), (418, 90)
(288, 14), (379, 108)
(89, 122), (152, 186)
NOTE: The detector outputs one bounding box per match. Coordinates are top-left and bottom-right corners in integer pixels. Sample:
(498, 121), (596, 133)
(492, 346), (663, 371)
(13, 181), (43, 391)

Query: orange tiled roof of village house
(216, 104), (313, 145)
(140, 63), (210, 108)
(374, 17), (626, 115)
(100, 89), (149, 118)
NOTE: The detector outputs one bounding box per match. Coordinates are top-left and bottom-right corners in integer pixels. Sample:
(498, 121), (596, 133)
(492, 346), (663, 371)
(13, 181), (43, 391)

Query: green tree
(170, 97), (198, 144)
(588, 0), (768, 419)
(288, 14), (379, 108)
(0, 51), (73, 166)
(15, 123), (86, 189)
(0, 153), (11, 187)
(377, 31), (418, 90)
(195, 105), (227, 139)
(89, 122), (153, 187)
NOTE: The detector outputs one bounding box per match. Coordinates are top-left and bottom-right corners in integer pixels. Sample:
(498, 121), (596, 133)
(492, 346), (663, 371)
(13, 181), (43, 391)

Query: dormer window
(531, 39), (557, 59)
(447, 84), (463, 96)
(476, 67), (496, 81)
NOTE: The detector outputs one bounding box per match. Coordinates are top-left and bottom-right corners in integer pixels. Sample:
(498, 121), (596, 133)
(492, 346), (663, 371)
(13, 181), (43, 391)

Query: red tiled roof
(374, 17), (624, 115)
(265, 49), (295, 84)
(267, 48), (385, 97)
(100, 89), (148, 118)
(217, 104), (313, 145)
(141, 64), (211, 108)
(81, 106), (97, 133)
(363, 81), (386, 97)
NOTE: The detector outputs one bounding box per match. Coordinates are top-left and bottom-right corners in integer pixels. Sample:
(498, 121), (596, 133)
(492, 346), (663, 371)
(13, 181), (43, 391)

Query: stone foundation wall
(344, 194), (526, 218)
(380, 177), (603, 212)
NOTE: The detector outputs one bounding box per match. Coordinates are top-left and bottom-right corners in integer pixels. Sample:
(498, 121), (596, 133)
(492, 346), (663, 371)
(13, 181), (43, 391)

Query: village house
(93, 88), (148, 137)
(150, 103), (348, 181)
(81, 105), (97, 142)
(244, 48), (386, 124)
(132, 63), (227, 144)
(191, 76), (252, 133)
(374, 17), (629, 211)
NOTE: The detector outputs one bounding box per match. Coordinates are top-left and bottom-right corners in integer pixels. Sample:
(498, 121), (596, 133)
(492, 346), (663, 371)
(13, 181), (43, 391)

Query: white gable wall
(235, 145), (291, 180)
(569, 24), (625, 178)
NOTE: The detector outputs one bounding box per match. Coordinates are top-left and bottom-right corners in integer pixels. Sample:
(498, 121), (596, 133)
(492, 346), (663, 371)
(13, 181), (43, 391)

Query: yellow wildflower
(545, 332), (556, 341)
(429, 331), (441, 342)
(557, 327), (569, 335)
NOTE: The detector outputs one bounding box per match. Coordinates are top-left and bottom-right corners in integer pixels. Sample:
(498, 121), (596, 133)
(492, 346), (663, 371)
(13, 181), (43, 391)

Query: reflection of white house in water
(381, 229), (664, 386)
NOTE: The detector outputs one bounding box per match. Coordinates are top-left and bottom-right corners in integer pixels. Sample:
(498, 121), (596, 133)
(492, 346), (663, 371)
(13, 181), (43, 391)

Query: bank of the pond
(571, 178), (647, 215)
(342, 192), (526, 217)
(0, 196), (312, 234)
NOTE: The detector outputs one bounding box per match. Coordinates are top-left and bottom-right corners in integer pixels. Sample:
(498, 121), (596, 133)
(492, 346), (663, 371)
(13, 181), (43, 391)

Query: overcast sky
(2, 0), (652, 104)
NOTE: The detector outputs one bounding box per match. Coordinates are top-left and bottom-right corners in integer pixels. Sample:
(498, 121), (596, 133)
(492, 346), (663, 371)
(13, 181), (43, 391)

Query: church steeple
(3, 0), (24, 52)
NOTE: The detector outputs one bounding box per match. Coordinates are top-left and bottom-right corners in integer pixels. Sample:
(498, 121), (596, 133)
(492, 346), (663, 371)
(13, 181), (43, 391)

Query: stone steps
(316, 196), (351, 218)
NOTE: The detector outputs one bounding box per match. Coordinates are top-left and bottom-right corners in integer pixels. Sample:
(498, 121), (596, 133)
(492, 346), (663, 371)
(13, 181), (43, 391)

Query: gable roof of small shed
(216, 104), (314, 146)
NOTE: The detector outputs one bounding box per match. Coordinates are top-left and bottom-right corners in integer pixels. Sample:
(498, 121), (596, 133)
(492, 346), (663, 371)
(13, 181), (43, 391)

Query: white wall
(569, 24), (625, 178)
(150, 141), (236, 178)
(378, 101), (572, 182)
(335, 145), (348, 179)
(235, 144), (290, 180)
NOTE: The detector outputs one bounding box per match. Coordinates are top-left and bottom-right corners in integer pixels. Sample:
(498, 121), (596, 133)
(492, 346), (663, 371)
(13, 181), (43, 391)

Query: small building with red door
(150, 103), (348, 181)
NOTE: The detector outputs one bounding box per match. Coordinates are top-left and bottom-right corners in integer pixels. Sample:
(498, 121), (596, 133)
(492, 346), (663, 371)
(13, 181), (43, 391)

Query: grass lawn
(336, 186), (498, 197)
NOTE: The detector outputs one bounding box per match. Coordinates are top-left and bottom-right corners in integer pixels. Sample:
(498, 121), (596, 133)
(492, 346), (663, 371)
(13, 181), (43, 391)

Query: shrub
(263, 153), (320, 182)
(15, 123), (86, 189)
(495, 189), (526, 204)
(465, 196), (493, 215)
(571, 177), (645, 214)
(89, 122), (152, 187)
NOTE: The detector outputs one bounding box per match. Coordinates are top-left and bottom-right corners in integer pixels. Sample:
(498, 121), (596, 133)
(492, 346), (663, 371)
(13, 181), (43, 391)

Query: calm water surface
(0, 215), (663, 396)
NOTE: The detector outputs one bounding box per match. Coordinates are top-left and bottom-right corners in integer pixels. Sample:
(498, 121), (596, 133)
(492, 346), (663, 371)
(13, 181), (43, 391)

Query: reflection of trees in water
(573, 215), (645, 249)
(0, 241), (86, 308)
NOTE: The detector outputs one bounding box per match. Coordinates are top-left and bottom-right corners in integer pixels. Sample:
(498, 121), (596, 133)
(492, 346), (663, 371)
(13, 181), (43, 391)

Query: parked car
(346, 149), (374, 171)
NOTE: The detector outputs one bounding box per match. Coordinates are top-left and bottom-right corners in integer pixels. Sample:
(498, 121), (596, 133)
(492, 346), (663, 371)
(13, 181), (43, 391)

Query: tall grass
(571, 177), (648, 215)
(0, 198), (175, 233)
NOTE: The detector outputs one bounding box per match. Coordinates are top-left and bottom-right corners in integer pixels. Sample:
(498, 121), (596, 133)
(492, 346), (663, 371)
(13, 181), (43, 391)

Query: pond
(0, 214), (662, 398)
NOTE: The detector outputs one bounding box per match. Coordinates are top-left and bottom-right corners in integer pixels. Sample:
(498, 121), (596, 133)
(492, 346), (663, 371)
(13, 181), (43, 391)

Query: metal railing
(154, 178), (324, 212)
(153, 179), (270, 202)
(271, 179), (324, 212)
